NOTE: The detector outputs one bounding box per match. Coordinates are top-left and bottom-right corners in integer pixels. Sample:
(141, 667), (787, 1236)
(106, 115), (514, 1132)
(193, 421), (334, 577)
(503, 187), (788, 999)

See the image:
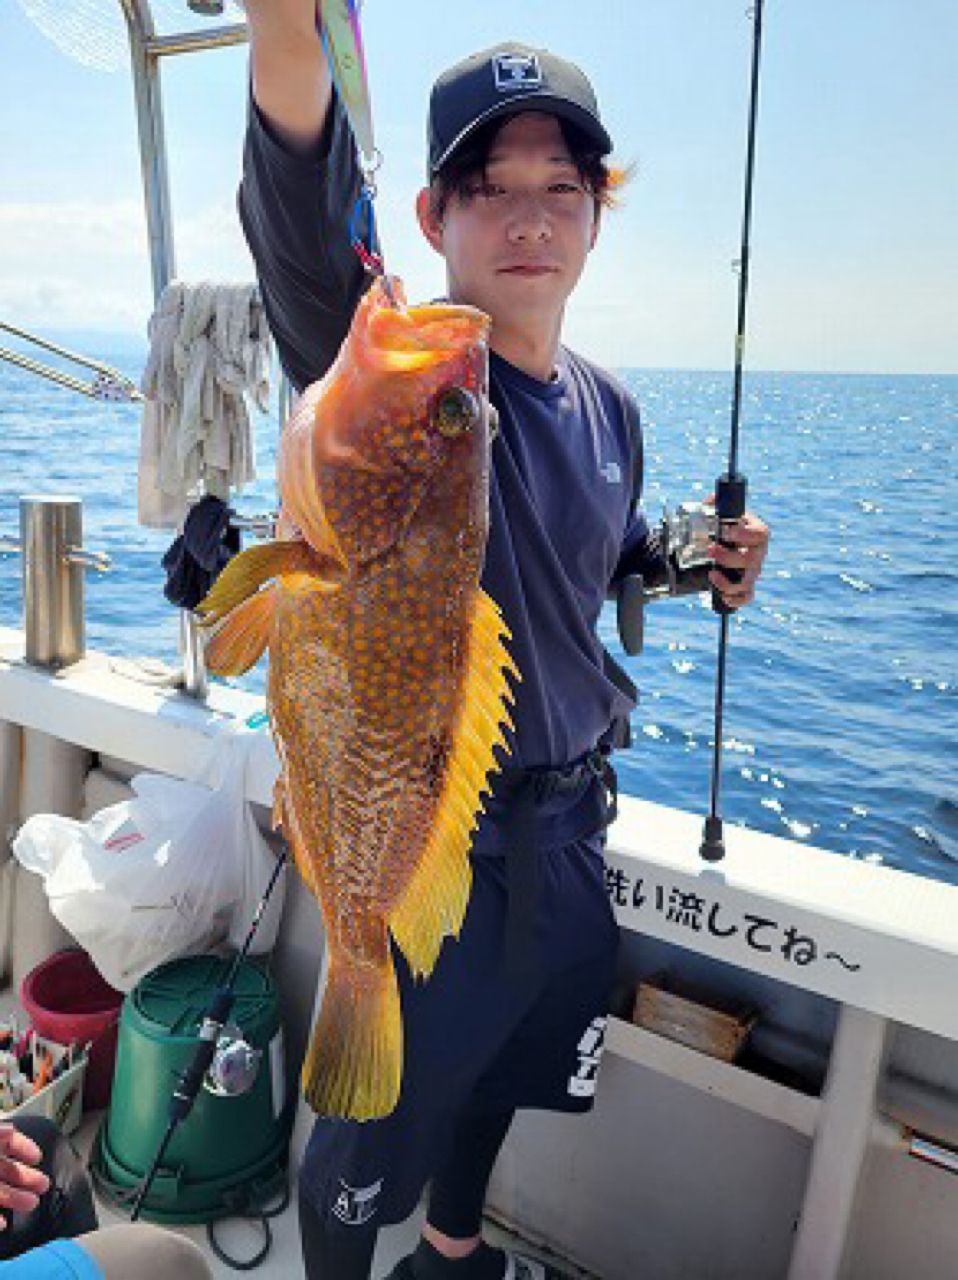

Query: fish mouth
(403, 302), (491, 346)
(364, 300), (491, 372)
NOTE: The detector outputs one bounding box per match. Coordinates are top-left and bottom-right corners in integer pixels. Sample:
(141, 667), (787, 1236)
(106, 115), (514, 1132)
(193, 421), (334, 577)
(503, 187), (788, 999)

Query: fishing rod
(130, 845), (289, 1222)
(699, 0), (765, 863)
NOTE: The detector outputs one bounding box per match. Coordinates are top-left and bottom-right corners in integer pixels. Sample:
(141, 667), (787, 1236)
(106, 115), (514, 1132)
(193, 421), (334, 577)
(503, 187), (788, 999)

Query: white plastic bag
(12, 726), (284, 991)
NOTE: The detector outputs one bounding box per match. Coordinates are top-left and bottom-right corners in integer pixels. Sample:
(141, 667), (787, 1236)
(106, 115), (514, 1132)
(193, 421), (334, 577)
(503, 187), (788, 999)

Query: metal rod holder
(19, 496), (111, 668)
(180, 610), (208, 701)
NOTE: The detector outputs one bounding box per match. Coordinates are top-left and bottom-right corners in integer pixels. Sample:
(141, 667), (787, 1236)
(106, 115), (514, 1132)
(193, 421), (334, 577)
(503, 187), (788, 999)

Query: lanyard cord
(700, 0), (766, 863)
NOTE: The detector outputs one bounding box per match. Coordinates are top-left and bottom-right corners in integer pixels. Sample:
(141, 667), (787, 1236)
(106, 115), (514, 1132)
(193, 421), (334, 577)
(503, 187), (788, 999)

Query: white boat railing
(1, 625), (956, 1278)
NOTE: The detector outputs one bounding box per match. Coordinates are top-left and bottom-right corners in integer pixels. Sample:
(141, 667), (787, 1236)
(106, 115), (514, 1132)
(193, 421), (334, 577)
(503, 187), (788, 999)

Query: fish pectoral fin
(204, 584), (276, 676)
(195, 540), (314, 625)
(302, 936), (402, 1121)
(389, 588), (519, 980)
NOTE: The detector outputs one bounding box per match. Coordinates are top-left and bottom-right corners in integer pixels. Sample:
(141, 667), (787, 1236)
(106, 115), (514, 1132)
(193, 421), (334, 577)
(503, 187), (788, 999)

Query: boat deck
(1, 987), (592, 1279)
(4, 644), (958, 1278)
(0, 998), (591, 1280)
(87, 1165), (583, 1280)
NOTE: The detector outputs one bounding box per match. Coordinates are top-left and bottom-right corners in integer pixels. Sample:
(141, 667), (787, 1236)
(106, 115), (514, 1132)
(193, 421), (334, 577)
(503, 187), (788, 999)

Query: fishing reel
(615, 501), (719, 656)
(203, 1024), (262, 1098)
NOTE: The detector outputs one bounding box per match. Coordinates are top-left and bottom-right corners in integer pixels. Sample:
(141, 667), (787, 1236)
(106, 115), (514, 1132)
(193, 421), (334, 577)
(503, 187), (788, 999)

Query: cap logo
(492, 52), (542, 93)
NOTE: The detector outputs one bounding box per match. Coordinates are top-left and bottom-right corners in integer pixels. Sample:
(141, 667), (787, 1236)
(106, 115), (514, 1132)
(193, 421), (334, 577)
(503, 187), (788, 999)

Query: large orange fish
(197, 278), (518, 1120)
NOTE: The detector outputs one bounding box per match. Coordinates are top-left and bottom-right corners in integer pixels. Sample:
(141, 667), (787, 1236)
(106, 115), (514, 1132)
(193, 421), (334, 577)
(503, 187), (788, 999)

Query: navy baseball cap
(427, 42), (613, 177)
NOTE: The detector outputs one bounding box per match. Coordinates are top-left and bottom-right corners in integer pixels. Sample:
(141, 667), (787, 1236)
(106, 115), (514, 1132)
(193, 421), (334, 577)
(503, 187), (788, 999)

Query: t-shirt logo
(493, 53), (543, 93)
(331, 1177), (383, 1227)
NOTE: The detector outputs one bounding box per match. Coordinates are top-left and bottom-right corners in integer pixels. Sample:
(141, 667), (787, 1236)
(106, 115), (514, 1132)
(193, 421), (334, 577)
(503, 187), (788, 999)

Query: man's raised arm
(245, 0), (332, 154)
(239, 0), (368, 391)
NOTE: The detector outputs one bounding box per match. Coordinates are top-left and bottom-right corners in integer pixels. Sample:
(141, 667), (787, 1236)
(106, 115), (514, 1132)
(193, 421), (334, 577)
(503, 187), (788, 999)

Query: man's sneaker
(496, 1247), (572, 1279)
(383, 1255), (417, 1279)
(384, 1239), (576, 1280)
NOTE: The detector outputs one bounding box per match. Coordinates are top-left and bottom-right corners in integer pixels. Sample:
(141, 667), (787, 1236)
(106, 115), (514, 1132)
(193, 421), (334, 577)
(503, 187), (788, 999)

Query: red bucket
(20, 950), (124, 1110)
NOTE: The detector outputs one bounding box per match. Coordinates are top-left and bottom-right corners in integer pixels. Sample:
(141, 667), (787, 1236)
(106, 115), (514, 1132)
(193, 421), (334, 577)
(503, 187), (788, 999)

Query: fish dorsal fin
(388, 588), (519, 979)
(196, 540), (321, 626)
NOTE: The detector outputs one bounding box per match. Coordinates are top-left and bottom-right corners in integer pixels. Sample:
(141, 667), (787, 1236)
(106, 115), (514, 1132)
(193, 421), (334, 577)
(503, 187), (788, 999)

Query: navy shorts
(299, 835), (619, 1228)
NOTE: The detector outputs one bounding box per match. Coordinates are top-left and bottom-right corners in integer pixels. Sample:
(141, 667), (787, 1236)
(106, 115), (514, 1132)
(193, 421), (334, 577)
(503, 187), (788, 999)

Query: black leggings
(298, 1105), (515, 1280)
(0, 1116), (98, 1260)
(425, 1105), (515, 1241)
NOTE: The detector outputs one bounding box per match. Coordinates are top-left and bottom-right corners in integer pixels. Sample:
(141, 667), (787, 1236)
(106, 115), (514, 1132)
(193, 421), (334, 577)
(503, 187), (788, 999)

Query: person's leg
(0, 1118), (97, 1259)
(424, 1105), (516, 1252)
(298, 1176), (378, 1280)
(76, 1223), (211, 1280)
(297, 857), (535, 1280)
(400, 1103), (574, 1278)
(387, 837), (619, 1280)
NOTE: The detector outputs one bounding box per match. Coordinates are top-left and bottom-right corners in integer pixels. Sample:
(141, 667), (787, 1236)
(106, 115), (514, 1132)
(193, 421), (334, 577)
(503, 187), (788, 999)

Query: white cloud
(2, 198), (955, 373)
(0, 198), (254, 335)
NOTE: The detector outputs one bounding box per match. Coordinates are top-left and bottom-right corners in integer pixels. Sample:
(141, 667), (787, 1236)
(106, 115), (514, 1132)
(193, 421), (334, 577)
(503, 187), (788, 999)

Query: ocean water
(0, 355), (955, 885)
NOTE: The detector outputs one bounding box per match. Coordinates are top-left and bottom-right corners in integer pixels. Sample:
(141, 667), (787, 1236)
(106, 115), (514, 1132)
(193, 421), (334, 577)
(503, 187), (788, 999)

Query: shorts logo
(567, 1015), (607, 1100)
(599, 461), (622, 484)
(493, 53), (542, 93)
(331, 1177), (383, 1227)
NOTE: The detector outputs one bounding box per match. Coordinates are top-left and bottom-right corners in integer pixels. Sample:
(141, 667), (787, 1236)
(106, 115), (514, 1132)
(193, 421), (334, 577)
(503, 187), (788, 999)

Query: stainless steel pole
(120, 0), (204, 699)
(20, 497), (85, 668)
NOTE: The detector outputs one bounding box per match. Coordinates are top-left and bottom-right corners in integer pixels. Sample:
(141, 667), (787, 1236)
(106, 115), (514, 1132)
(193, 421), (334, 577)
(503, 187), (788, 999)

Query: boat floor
(2, 992), (592, 1278)
(83, 1115), (588, 1278)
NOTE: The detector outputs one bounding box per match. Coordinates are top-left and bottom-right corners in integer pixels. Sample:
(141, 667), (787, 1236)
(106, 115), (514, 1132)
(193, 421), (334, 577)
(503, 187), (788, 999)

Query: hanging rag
(138, 281), (270, 528)
(162, 494), (241, 611)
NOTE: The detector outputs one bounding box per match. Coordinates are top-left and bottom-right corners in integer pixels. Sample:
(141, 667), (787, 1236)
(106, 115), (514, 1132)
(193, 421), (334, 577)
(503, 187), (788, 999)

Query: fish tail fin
(389, 588), (517, 980)
(302, 936), (402, 1121)
(205, 584), (276, 676)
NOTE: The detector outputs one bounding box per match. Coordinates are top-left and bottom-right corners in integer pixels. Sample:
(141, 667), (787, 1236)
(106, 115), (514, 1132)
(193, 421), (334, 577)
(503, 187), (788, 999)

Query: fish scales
(198, 279), (518, 1119)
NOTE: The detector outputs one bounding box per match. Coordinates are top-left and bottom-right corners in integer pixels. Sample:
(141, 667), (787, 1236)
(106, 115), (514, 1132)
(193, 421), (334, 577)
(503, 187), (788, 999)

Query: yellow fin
(301, 942), (402, 1121)
(389, 589), (519, 979)
(195, 541), (313, 625)
(205, 586), (275, 676)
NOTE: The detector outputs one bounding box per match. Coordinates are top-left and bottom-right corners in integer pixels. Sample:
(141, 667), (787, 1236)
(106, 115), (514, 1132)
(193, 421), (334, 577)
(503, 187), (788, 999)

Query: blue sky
(1, 0), (956, 373)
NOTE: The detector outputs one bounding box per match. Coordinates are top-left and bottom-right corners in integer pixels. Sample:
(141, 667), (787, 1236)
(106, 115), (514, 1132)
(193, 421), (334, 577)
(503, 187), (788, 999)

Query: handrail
(147, 25), (247, 57)
(0, 323), (143, 404)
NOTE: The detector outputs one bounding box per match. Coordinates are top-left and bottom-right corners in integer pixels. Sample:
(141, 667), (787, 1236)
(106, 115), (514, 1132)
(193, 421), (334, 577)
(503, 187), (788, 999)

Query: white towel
(138, 282), (271, 528)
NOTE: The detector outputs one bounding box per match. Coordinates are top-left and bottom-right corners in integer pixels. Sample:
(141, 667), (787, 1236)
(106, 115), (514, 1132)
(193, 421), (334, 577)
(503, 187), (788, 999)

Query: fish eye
(433, 386), (480, 438)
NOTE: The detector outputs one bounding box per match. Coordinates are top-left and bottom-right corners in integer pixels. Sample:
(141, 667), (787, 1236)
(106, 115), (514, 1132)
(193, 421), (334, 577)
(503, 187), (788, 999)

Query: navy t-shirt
(238, 93), (666, 846)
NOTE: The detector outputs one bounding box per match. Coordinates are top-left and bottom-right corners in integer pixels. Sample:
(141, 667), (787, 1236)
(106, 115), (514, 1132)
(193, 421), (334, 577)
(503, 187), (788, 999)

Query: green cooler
(92, 955), (291, 1223)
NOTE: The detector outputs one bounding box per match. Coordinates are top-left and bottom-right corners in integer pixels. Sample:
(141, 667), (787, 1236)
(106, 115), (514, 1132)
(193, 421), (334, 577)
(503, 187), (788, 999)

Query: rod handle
(711, 472), (749, 615)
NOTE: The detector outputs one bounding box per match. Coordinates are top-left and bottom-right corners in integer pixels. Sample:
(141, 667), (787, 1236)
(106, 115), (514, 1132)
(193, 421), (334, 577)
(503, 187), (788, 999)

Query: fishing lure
(316, 1), (397, 300)
(316, 0), (375, 165)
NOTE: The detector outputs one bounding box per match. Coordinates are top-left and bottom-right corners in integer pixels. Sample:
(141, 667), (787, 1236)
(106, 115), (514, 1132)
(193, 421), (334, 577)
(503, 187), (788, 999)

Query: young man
(241, 10), (769, 1279)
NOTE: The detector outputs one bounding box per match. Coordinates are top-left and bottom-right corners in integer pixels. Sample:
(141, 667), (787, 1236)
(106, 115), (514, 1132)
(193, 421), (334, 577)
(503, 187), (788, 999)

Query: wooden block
(632, 973), (758, 1062)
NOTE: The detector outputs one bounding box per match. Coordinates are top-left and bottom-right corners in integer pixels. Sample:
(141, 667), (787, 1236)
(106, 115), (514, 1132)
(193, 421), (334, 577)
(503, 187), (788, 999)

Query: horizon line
(5, 332), (957, 381)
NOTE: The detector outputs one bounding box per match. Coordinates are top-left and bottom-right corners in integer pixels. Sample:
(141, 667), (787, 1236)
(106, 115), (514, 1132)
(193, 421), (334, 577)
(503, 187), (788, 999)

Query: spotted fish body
(198, 279), (518, 1119)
